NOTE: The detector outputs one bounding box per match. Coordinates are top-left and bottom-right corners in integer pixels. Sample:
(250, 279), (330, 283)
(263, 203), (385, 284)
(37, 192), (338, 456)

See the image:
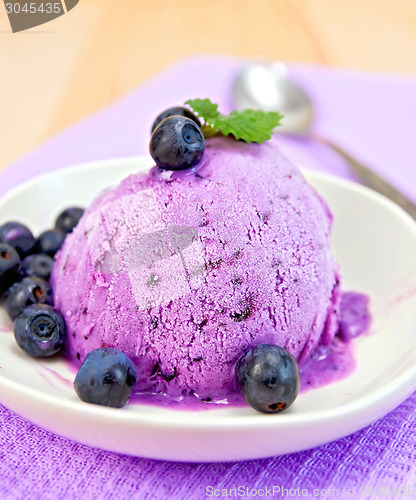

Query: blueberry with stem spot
(14, 304), (66, 357)
(151, 106), (201, 134)
(236, 344), (300, 413)
(0, 243), (21, 297)
(150, 115), (205, 170)
(55, 207), (84, 234)
(21, 254), (54, 281)
(0, 222), (35, 257)
(4, 276), (53, 321)
(74, 347), (137, 408)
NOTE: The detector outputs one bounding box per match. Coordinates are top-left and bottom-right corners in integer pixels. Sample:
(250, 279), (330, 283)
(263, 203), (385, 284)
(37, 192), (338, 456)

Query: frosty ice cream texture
(52, 136), (340, 401)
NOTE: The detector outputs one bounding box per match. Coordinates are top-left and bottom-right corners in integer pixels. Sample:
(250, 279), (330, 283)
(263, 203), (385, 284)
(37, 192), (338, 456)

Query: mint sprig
(185, 98), (283, 143)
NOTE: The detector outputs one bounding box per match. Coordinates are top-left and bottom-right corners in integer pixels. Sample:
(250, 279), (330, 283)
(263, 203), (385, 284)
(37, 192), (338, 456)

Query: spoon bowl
(232, 63), (314, 133)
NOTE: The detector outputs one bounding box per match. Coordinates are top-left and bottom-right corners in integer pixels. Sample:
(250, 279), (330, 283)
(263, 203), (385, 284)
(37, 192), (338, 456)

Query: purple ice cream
(52, 137), (341, 401)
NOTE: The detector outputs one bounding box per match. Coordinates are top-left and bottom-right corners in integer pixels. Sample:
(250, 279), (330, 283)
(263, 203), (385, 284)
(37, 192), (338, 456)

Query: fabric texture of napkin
(0, 55), (415, 499)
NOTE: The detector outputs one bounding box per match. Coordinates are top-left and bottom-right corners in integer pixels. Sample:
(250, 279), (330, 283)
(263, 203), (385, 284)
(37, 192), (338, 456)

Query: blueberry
(149, 115), (205, 170)
(0, 222), (35, 257)
(55, 207), (84, 234)
(21, 254), (54, 281)
(35, 229), (66, 257)
(0, 243), (21, 297)
(151, 106), (201, 134)
(236, 344), (300, 413)
(74, 347), (137, 408)
(4, 276), (53, 321)
(14, 304), (65, 357)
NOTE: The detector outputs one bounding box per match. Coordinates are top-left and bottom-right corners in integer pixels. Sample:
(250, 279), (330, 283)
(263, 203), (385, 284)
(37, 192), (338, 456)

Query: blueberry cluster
(149, 106), (205, 170)
(0, 208), (84, 356)
(0, 207), (139, 408)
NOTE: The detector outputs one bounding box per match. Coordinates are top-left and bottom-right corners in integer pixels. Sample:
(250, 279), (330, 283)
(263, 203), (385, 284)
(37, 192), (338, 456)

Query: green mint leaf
(218, 110), (282, 143)
(185, 99), (220, 122)
(185, 98), (283, 143)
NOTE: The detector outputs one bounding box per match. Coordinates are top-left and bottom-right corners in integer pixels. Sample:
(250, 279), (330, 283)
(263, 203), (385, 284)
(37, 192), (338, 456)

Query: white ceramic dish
(0, 157), (415, 463)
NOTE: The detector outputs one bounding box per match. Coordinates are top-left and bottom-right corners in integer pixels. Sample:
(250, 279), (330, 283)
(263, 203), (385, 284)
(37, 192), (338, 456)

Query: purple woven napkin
(1, 55), (416, 499)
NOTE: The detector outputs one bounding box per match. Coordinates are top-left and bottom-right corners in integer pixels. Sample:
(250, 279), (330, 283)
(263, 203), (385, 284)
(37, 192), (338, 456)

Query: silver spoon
(232, 63), (416, 220)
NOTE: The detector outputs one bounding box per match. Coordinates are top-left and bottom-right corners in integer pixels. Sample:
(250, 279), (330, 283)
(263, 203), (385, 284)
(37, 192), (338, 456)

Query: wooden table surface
(1, 0), (415, 172)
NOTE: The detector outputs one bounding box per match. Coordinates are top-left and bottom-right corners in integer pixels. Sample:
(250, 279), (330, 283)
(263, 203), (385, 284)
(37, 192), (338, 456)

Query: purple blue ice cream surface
(52, 137), (343, 401)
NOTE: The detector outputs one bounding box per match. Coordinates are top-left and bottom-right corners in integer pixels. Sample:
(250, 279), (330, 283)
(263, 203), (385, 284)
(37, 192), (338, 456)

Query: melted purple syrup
(299, 291), (371, 392)
(129, 389), (246, 411)
(338, 291), (371, 341)
(299, 339), (355, 392)
(38, 363), (73, 390)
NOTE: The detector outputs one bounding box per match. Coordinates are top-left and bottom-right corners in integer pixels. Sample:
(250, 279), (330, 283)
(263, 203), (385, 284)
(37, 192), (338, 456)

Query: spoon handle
(314, 135), (416, 221)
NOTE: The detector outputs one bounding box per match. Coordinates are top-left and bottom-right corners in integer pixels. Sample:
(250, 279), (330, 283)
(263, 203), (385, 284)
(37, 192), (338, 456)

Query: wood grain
(1, 0), (416, 172)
